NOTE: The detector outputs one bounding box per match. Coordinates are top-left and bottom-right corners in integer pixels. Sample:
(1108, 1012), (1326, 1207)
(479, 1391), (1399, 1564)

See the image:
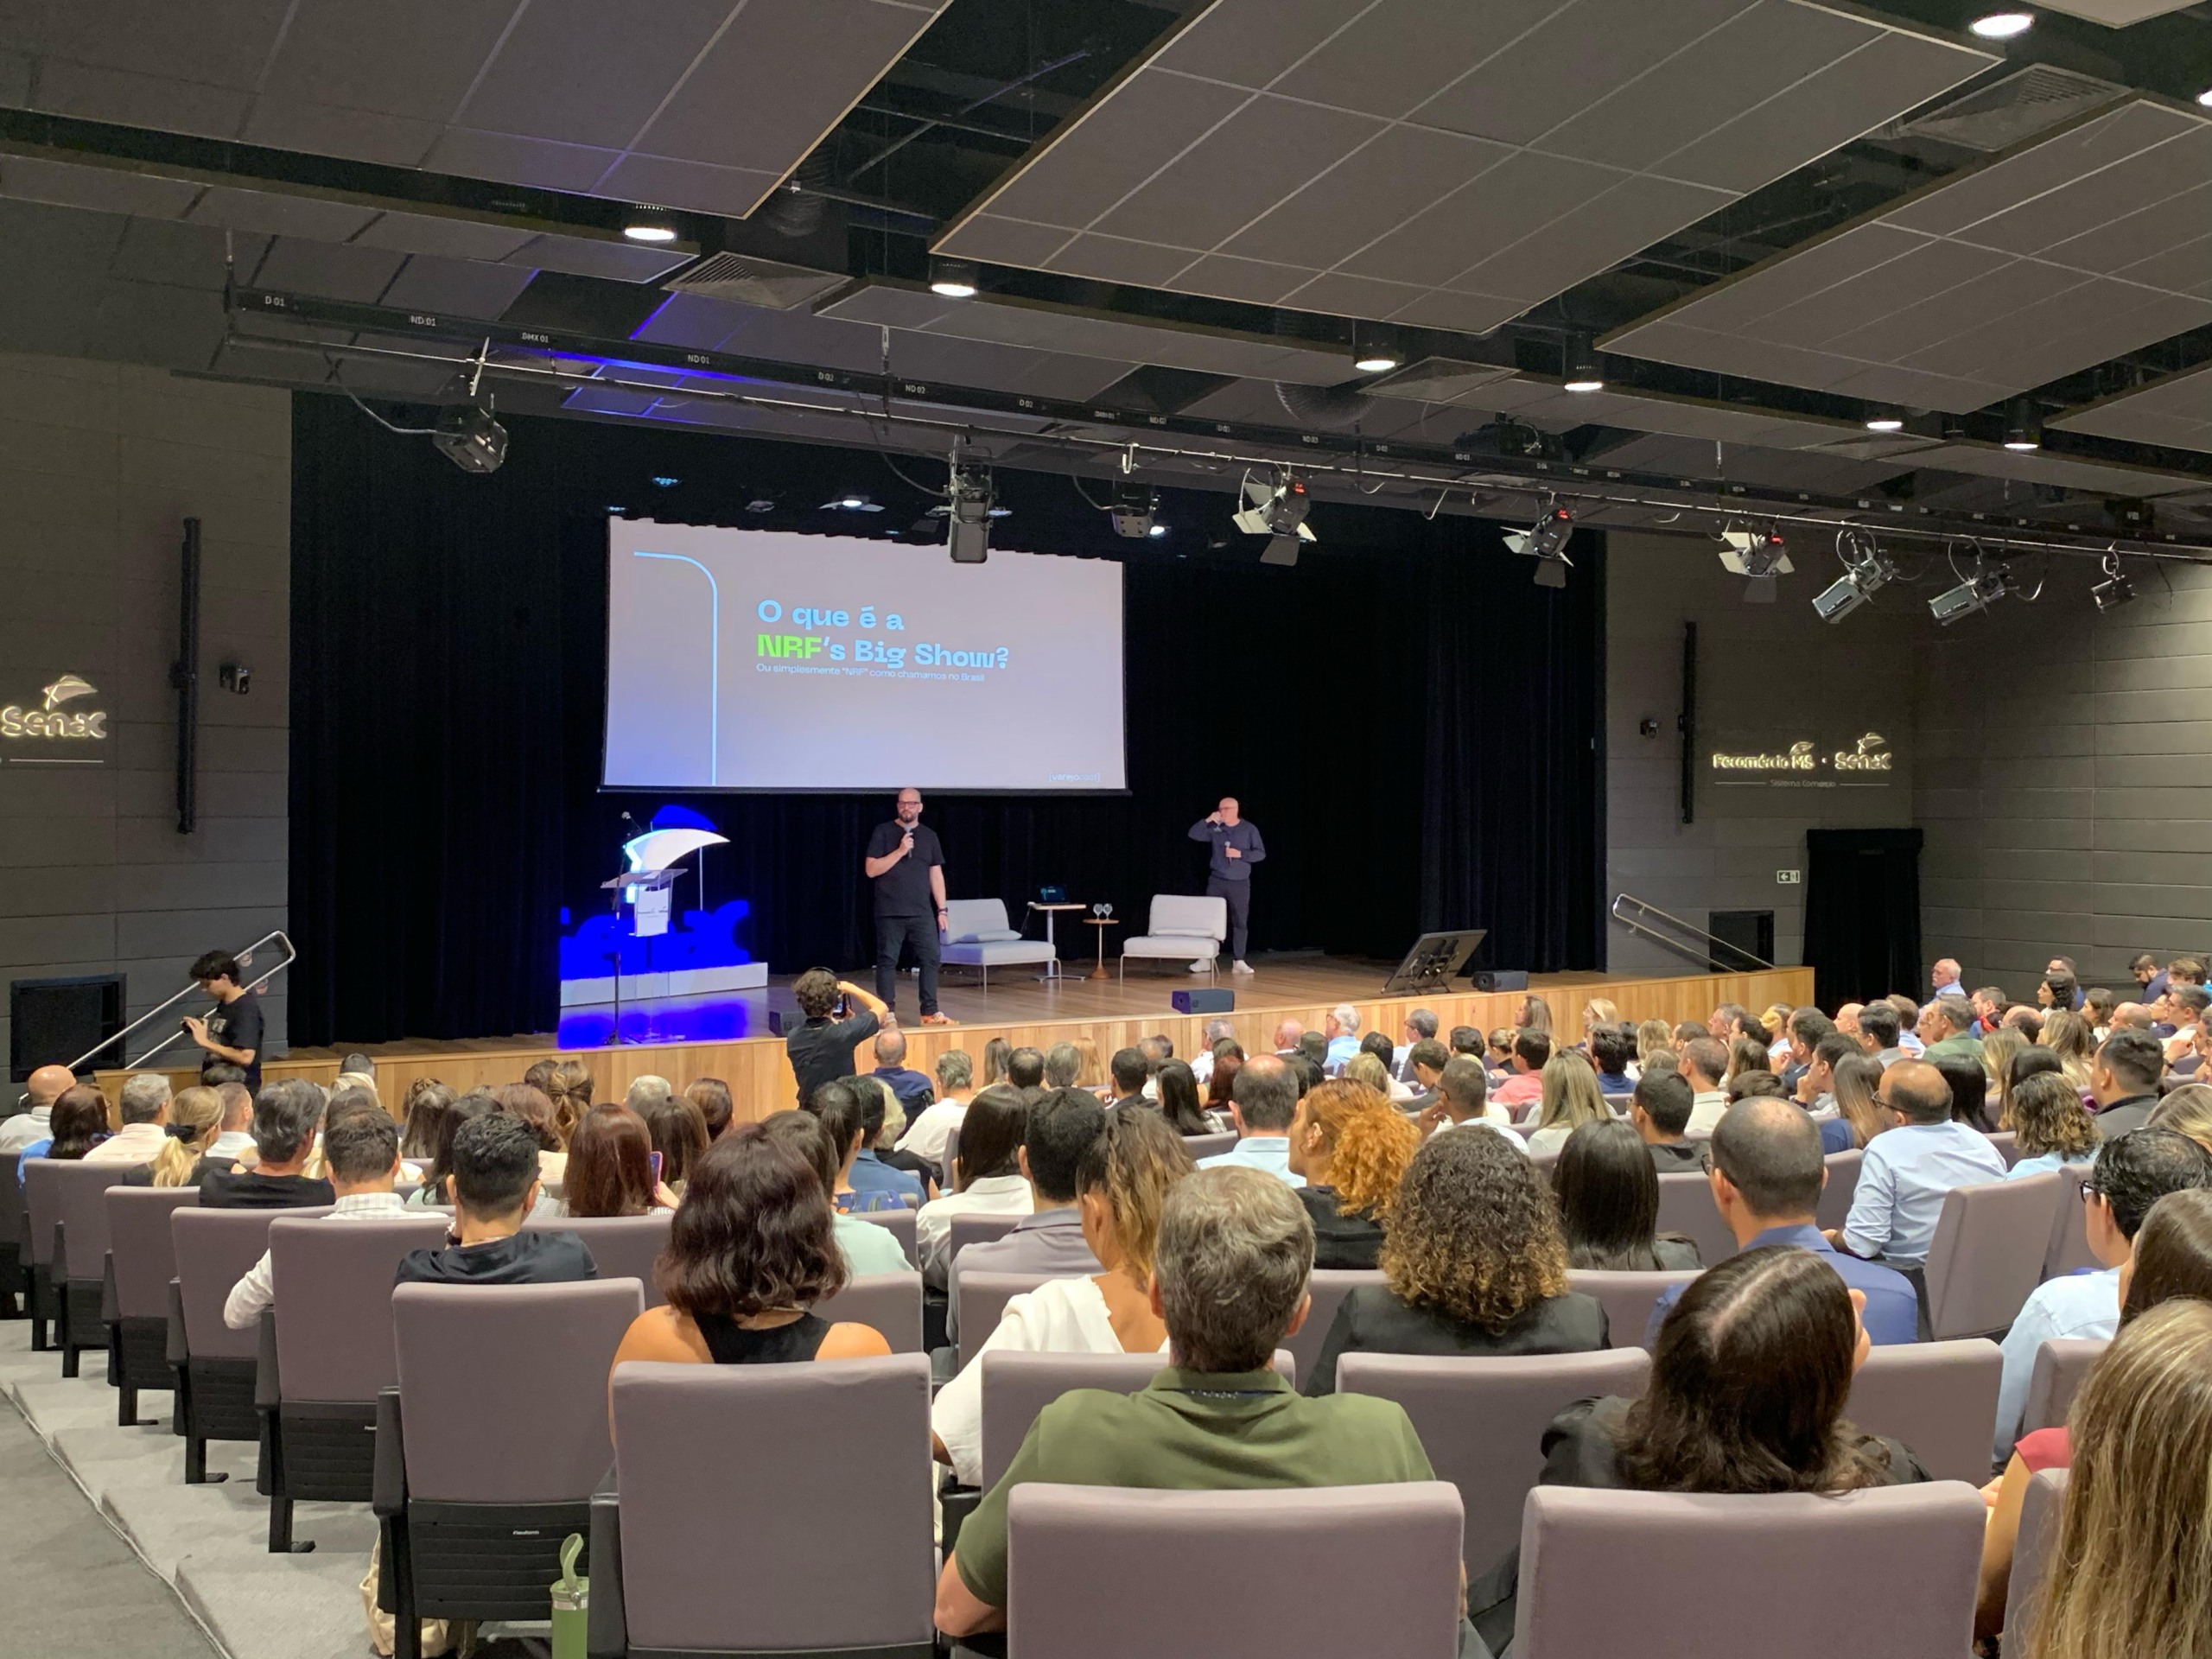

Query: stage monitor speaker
(1172, 988), (1235, 1015)
(1709, 910), (1775, 973)
(10, 973), (125, 1086)
(1471, 970), (1528, 993)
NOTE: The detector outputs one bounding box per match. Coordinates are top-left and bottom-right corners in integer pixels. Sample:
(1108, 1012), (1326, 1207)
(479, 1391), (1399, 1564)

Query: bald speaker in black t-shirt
(862, 786), (955, 1025)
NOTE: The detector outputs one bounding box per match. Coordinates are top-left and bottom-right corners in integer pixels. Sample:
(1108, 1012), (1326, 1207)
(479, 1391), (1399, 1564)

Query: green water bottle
(550, 1533), (588, 1659)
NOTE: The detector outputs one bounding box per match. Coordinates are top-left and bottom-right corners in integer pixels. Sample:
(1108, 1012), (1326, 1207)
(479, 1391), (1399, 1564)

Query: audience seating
(1282, 1268), (1385, 1382)
(1985, 1131), (2021, 1167)
(1815, 1148), (1863, 1235)
(814, 1270), (924, 1354)
(593, 1357), (934, 1658)
(170, 1206), (323, 1484)
(1843, 1338), (2003, 1484)
(2004, 1468), (2069, 1651)
(523, 1213), (669, 1306)
(941, 1125), (959, 1179)
(946, 1211), (1023, 1258)
(1182, 1130), (1236, 1160)
(1513, 1482), (1986, 1658)
(29, 1160), (131, 1376)
(856, 1205), (918, 1266)
(1654, 1171), (1736, 1267)
(258, 1214), (449, 1551)
(1338, 1349), (1653, 1578)
(938, 898), (1058, 988)
(377, 1281), (643, 1659)
(954, 1268), (1061, 1369)
(2042, 1171), (2098, 1281)
(1118, 894), (1227, 982)
(105, 1185), (198, 1426)
(1922, 1173), (2061, 1340)
(1566, 1268), (1700, 1348)
(0, 1147), (24, 1318)
(2020, 1337), (2107, 1438)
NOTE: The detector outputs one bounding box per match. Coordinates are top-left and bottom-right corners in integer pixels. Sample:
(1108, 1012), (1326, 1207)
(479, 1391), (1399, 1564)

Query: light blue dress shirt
(1840, 1120), (2009, 1266)
(2006, 1150), (2096, 1182)
(1993, 1267), (2120, 1461)
(1197, 1135), (1306, 1188)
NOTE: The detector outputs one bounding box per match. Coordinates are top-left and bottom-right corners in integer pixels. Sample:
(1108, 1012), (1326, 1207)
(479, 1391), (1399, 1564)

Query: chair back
(106, 1185), (200, 1319)
(1515, 1482), (1986, 1658)
(2042, 1168), (2098, 1281)
(26, 1160), (129, 1277)
(1566, 1268), (1701, 1349)
(977, 1348), (1295, 1490)
(855, 1205), (917, 1266)
(812, 1269), (922, 1352)
(268, 1214), (450, 1402)
(1338, 1349), (1652, 1576)
(1147, 893), (1227, 942)
(524, 1212), (669, 1306)
(1816, 1148), (1864, 1233)
(394, 1280), (643, 1503)
(2005, 1467), (2069, 1647)
(948, 1211), (1025, 1259)
(1281, 1268), (1386, 1382)
(612, 1357), (933, 1653)
(957, 1269), (1062, 1369)
(0, 1148), (23, 1255)
(1923, 1173), (2060, 1339)
(943, 897), (1012, 939)
(1986, 1131), (2021, 1166)
(1007, 1482), (1465, 1659)
(941, 1126), (960, 1179)
(2021, 1337), (2107, 1437)
(1654, 1171), (1735, 1267)
(1844, 1338), (2003, 1484)
(1182, 1131), (1235, 1160)
(174, 1206), (327, 1359)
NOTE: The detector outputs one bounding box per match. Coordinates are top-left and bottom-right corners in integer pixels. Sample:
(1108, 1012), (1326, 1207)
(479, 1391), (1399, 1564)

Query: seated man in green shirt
(934, 1165), (1441, 1638)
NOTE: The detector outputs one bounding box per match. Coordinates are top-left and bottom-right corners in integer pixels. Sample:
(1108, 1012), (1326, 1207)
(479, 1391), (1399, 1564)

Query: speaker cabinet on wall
(10, 974), (125, 1085)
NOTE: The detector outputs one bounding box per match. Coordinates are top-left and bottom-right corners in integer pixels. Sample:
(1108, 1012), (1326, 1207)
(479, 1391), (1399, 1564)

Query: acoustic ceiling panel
(2054, 362), (2212, 455)
(1605, 98), (2212, 413)
(935, 0), (1993, 334)
(7, 0), (951, 218)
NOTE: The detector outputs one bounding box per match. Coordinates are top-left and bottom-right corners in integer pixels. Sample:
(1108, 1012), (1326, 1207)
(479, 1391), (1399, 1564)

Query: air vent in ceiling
(1893, 66), (2125, 154)
(664, 252), (850, 311)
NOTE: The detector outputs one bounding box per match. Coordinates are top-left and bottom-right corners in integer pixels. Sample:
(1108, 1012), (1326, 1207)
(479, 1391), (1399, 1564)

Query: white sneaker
(1189, 958), (1213, 974)
(1231, 959), (1254, 975)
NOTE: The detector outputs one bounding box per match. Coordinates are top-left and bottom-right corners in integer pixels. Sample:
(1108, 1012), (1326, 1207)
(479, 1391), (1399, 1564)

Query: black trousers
(1206, 874), (1251, 960)
(874, 912), (940, 1015)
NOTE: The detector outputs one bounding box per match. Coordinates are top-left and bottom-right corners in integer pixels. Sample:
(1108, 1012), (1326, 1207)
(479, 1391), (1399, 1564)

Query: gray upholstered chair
(2020, 1337), (2106, 1438)
(1844, 1337), (2003, 1484)
(1338, 1348), (1653, 1577)
(170, 1205), (326, 1484)
(377, 1280), (644, 1659)
(939, 898), (1058, 988)
(814, 1269), (924, 1354)
(855, 1206), (918, 1267)
(2042, 1168), (2098, 1281)
(1566, 1268), (1701, 1350)
(946, 1211), (1025, 1259)
(1181, 1131), (1236, 1160)
(105, 1185), (199, 1425)
(524, 1212), (670, 1306)
(28, 1160), (130, 1374)
(1816, 1148), (1864, 1234)
(0, 1148), (25, 1320)
(259, 1213), (448, 1551)
(1985, 1131), (2021, 1166)
(1003, 1482), (1465, 1657)
(1119, 894), (1228, 982)
(593, 1356), (934, 1657)
(1923, 1173), (2061, 1340)
(1515, 1482), (1986, 1657)
(1654, 1171), (1736, 1267)
(1281, 1268), (1387, 1382)
(2004, 1467), (2070, 1651)
(953, 1268), (1060, 1370)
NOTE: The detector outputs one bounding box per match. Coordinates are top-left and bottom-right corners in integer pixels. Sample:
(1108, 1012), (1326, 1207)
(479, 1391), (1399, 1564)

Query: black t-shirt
(786, 1009), (880, 1106)
(865, 821), (944, 918)
(395, 1229), (599, 1287)
(198, 1168), (334, 1209)
(204, 990), (265, 1090)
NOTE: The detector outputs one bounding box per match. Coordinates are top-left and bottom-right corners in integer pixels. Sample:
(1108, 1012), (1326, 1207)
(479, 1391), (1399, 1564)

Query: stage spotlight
(1233, 468), (1315, 566)
(1929, 559), (2011, 625)
(821, 492), (884, 512)
(944, 458), (995, 563)
(929, 258), (980, 299)
(1561, 331), (1604, 393)
(1864, 408), (1904, 433)
(1812, 533), (1897, 624)
(1969, 10), (2033, 38)
(2092, 552), (2136, 613)
(1110, 482), (1161, 539)
(2200, 87), (2212, 108)
(2003, 397), (2042, 452)
(1504, 501), (1575, 587)
(431, 397), (507, 474)
(1719, 527), (1793, 602)
(1352, 323), (1402, 374)
(621, 207), (680, 244)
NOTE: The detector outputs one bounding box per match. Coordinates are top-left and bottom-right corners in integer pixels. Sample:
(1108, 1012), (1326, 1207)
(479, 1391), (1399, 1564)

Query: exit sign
(1777, 869), (1802, 885)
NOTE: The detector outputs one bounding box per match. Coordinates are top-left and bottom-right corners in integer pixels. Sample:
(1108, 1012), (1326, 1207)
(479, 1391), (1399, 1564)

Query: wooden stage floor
(111, 955), (1814, 1122)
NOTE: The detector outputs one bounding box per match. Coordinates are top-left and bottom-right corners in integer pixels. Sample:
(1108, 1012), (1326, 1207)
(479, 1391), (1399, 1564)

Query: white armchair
(939, 898), (1057, 990)
(1120, 894), (1228, 982)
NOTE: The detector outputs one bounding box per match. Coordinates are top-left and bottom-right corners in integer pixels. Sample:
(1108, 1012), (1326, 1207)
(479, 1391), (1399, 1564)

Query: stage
(101, 957), (1813, 1121)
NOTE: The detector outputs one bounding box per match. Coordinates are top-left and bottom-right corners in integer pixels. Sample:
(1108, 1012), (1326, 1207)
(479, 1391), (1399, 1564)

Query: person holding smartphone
(863, 787), (957, 1025)
(184, 949), (264, 1090)
(785, 969), (891, 1108)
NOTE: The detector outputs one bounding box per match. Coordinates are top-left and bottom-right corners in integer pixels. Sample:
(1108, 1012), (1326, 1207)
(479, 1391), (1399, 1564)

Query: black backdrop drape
(290, 391), (1604, 1045)
(1804, 829), (1924, 1010)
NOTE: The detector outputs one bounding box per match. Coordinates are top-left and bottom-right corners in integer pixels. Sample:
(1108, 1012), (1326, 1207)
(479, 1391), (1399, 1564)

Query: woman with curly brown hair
(2003, 1071), (2101, 1180)
(1303, 1125), (1605, 1394)
(1287, 1079), (1421, 1268)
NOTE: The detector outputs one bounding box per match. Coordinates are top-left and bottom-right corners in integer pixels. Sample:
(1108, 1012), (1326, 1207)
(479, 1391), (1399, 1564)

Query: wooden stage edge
(100, 962), (1814, 1123)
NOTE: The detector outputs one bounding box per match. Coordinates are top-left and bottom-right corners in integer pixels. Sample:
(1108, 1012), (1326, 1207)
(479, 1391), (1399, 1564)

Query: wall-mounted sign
(1, 674), (109, 765)
(1708, 730), (1893, 787)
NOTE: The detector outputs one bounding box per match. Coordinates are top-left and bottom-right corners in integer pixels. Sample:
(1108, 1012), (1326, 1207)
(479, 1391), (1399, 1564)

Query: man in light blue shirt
(1828, 1060), (2007, 1268)
(1992, 1127), (2212, 1461)
(1929, 957), (1966, 1006)
(1322, 1004), (1362, 1076)
(1196, 1053), (1305, 1188)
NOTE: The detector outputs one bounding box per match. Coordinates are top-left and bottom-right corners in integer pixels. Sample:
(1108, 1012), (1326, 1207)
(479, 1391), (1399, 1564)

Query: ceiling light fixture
(1351, 324), (1402, 375)
(1233, 468), (1315, 566)
(1561, 332), (1604, 393)
(1864, 409), (1905, 433)
(431, 395), (506, 474)
(929, 258), (980, 299)
(1930, 557), (2011, 624)
(945, 454), (995, 563)
(2199, 87), (2212, 108)
(2003, 397), (2043, 452)
(822, 493), (884, 512)
(1812, 531), (1897, 624)
(621, 207), (680, 244)
(1504, 500), (1575, 587)
(1968, 10), (2034, 39)
(1110, 482), (1161, 540)
(2092, 550), (2136, 613)
(1719, 527), (1794, 603)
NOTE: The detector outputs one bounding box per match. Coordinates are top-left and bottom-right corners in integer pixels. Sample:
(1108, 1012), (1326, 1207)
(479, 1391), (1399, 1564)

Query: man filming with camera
(785, 969), (891, 1108)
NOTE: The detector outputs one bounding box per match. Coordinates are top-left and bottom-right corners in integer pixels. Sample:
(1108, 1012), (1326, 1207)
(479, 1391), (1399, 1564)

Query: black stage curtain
(290, 391), (1604, 1045)
(1804, 829), (1924, 1010)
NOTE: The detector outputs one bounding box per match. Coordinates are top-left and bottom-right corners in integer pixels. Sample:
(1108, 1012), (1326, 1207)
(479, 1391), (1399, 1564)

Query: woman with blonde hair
(2041, 1007), (2096, 1091)
(543, 1059), (595, 1145)
(1980, 1026), (2027, 1108)
(1287, 1079), (1424, 1268)
(2149, 1083), (2212, 1156)
(1634, 1019), (1673, 1069)
(930, 1106), (1194, 1485)
(1516, 993), (1554, 1039)
(1828, 1052), (1891, 1151)
(132, 1085), (223, 1188)
(1070, 1033), (1104, 1090)
(1524, 1052), (1610, 1155)
(1580, 997), (1618, 1046)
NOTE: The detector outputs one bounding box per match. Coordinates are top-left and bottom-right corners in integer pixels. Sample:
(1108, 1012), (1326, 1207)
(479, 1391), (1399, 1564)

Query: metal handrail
(66, 930), (298, 1073)
(1610, 895), (1774, 974)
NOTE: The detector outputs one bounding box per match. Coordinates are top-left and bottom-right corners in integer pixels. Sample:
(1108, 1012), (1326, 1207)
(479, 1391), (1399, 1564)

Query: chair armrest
(165, 1279), (186, 1367)
(587, 1487), (626, 1659)
(253, 1310), (279, 1411)
(51, 1219), (68, 1290)
(372, 1388), (406, 1517)
(100, 1253), (118, 1324)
